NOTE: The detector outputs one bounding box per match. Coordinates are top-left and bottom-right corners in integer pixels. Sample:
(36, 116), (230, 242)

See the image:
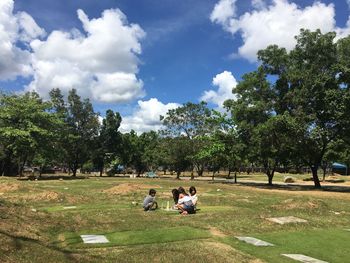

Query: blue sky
(1, 0), (350, 132)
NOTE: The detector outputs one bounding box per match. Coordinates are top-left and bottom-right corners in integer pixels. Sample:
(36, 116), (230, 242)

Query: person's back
(177, 192), (195, 214)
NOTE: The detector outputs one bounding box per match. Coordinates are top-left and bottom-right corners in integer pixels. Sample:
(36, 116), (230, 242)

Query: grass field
(1, 174), (350, 263)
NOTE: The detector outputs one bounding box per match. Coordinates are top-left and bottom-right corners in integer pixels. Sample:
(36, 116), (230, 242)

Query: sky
(1, 0), (350, 133)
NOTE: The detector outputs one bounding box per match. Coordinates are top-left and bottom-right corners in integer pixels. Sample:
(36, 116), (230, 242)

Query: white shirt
(178, 195), (192, 205)
(190, 194), (198, 206)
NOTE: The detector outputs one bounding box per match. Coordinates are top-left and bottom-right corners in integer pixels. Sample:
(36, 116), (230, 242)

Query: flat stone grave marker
(80, 235), (109, 244)
(282, 254), (329, 263)
(267, 216), (307, 225)
(63, 206), (77, 209)
(235, 236), (274, 246)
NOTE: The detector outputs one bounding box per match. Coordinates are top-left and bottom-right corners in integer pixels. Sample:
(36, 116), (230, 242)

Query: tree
(226, 29), (349, 188)
(161, 102), (212, 178)
(208, 111), (246, 182)
(49, 89), (99, 177)
(225, 68), (295, 185)
(0, 92), (60, 176)
(162, 136), (192, 179)
(93, 110), (122, 176)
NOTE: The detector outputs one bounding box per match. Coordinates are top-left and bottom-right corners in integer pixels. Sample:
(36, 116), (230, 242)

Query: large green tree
(50, 89), (99, 177)
(161, 102), (212, 178)
(93, 109), (122, 176)
(228, 29), (349, 188)
(0, 92), (60, 176)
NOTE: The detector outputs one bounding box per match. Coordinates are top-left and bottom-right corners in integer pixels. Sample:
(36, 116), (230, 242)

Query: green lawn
(1, 175), (350, 262)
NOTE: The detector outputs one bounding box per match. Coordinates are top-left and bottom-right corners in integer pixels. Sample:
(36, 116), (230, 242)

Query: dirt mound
(0, 183), (20, 193)
(103, 183), (161, 195)
(209, 227), (227, 237)
(272, 198), (320, 210)
(17, 191), (61, 201)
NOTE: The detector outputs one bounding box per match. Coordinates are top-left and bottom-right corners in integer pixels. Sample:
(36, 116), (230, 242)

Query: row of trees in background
(1, 29), (350, 188)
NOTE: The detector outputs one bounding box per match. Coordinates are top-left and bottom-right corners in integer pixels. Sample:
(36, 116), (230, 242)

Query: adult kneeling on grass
(143, 189), (158, 211)
(176, 187), (195, 215)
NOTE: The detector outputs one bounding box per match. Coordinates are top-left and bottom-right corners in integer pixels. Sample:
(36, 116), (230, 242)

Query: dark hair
(172, 188), (179, 204)
(149, 189), (156, 195)
(178, 186), (187, 195)
(189, 186), (196, 196)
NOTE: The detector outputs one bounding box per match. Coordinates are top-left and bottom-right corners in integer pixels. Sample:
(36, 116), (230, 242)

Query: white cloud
(210, 0), (237, 26)
(26, 8), (146, 103)
(120, 98), (180, 134)
(211, 0), (344, 62)
(0, 0), (45, 80)
(200, 71), (237, 109)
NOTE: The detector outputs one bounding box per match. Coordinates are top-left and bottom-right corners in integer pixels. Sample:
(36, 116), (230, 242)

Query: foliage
(0, 92), (61, 176)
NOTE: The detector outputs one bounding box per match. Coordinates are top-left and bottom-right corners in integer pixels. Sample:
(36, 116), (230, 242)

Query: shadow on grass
(220, 181), (350, 193)
(16, 175), (89, 181)
(59, 226), (211, 249)
(0, 230), (82, 262)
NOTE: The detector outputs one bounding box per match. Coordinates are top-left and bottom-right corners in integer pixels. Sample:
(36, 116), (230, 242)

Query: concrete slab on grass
(267, 216), (307, 224)
(235, 236), (274, 246)
(282, 254), (328, 263)
(81, 235), (109, 244)
(63, 206), (77, 209)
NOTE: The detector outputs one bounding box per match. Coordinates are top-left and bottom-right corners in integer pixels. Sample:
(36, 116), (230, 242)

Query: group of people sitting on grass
(142, 186), (198, 215)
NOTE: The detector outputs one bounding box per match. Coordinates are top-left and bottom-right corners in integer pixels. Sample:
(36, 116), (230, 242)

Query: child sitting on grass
(143, 189), (158, 211)
(189, 186), (198, 209)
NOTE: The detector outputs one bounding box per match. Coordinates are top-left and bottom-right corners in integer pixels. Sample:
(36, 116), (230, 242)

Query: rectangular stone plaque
(267, 216), (307, 224)
(81, 235), (109, 244)
(63, 206), (77, 209)
(282, 254), (328, 263)
(235, 236), (274, 246)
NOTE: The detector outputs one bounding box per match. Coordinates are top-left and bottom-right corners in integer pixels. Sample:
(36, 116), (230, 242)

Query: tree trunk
(268, 174), (272, 185)
(234, 171), (237, 183)
(190, 170), (194, 180)
(212, 171), (215, 181)
(266, 168), (275, 186)
(322, 166), (327, 182)
(0, 160), (4, 176)
(176, 170), (181, 179)
(99, 166), (103, 177)
(227, 169), (231, 179)
(311, 166), (321, 188)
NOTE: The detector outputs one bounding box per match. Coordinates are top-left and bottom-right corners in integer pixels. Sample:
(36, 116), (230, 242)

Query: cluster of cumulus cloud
(0, 0), (145, 103)
(210, 0), (350, 62)
(0, 0), (179, 133)
(2, 0), (350, 133)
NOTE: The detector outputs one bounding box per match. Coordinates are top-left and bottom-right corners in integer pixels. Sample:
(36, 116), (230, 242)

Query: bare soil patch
(271, 199), (320, 210)
(11, 191), (61, 202)
(209, 227), (227, 237)
(201, 241), (264, 263)
(0, 183), (20, 193)
(103, 183), (161, 195)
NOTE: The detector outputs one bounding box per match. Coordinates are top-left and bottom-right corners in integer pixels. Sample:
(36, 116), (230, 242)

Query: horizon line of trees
(1, 29), (350, 188)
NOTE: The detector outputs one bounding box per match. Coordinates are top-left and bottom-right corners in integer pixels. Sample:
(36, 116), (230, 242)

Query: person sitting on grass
(189, 186), (198, 209)
(175, 187), (195, 215)
(143, 189), (158, 211)
(171, 188), (179, 208)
